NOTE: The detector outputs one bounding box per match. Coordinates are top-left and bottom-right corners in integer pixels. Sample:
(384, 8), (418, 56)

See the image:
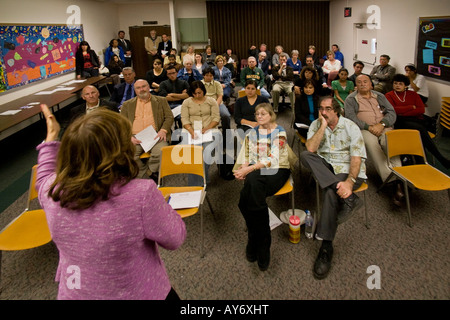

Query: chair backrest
(240, 59), (248, 70)
(238, 89), (261, 98)
(159, 145), (205, 180)
(385, 129), (426, 160)
(28, 165), (39, 203)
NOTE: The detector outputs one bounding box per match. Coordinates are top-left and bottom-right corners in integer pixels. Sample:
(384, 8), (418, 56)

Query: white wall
(0, 0), (119, 104)
(330, 0), (450, 116)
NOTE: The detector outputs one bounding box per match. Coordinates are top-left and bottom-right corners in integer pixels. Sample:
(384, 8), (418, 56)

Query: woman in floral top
(234, 103), (290, 271)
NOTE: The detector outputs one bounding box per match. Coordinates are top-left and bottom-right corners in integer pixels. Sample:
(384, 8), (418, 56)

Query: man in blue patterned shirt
(301, 95), (367, 280)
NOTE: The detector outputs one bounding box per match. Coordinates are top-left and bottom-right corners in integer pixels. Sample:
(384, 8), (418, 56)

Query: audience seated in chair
(370, 54), (396, 94)
(164, 54), (183, 72)
(164, 48), (182, 66)
(294, 66), (322, 98)
(272, 45), (290, 68)
(202, 45), (217, 68)
(301, 96), (366, 280)
(177, 55), (203, 85)
(121, 79), (174, 181)
(146, 58), (168, 93)
(248, 43), (272, 64)
(234, 103), (291, 272)
(271, 53), (295, 113)
(322, 50), (342, 78)
(158, 65), (190, 129)
(287, 50), (303, 78)
(240, 56), (271, 99)
(385, 74), (450, 169)
(348, 60), (365, 86)
(344, 74), (403, 206)
(194, 52), (208, 75)
(404, 63), (429, 104)
(61, 85), (118, 138)
(223, 48), (239, 78)
(180, 80), (221, 185)
(75, 40), (100, 79)
(110, 67), (136, 109)
(331, 68), (354, 110)
(304, 45), (320, 66)
(106, 54), (124, 85)
(213, 55), (233, 102)
(234, 79), (269, 132)
(294, 80), (319, 137)
(104, 39), (125, 67)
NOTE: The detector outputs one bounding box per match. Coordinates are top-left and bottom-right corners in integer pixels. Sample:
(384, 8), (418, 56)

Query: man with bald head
(60, 85), (118, 138)
(121, 79), (174, 181)
(344, 74), (403, 205)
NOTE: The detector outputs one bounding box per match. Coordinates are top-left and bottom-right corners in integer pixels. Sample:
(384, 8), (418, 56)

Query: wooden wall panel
(206, 1), (330, 64)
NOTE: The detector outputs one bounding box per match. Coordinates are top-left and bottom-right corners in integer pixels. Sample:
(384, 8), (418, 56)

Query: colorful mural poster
(417, 17), (450, 83)
(0, 24), (84, 93)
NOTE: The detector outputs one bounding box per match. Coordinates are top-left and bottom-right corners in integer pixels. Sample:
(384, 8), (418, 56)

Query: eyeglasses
(319, 107), (333, 112)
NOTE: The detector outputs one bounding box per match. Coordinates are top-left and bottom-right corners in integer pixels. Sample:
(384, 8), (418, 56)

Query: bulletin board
(0, 24), (84, 93)
(416, 16), (450, 83)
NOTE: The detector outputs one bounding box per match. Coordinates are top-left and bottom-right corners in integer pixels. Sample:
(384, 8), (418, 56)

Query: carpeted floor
(0, 91), (449, 300)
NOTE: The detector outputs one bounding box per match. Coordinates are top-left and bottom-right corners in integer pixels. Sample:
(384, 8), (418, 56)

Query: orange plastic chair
(157, 145), (213, 257)
(0, 165), (52, 287)
(379, 129), (450, 227)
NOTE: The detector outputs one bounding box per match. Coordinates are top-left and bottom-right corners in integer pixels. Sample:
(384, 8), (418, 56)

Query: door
(129, 26), (171, 79)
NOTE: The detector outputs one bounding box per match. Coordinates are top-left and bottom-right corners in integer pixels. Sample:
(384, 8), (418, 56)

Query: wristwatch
(350, 176), (357, 184)
(380, 122), (386, 127)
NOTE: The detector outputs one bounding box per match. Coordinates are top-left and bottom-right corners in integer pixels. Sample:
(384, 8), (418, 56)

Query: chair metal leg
(0, 250), (2, 294)
(363, 190), (369, 229)
(377, 172), (395, 193)
(200, 205), (204, 258)
(404, 181), (412, 227)
(313, 179), (321, 236)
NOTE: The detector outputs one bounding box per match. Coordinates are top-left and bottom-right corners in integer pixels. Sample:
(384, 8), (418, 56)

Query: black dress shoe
(313, 245), (333, 280)
(246, 243), (257, 263)
(337, 193), (363, 225)
(257, 248), (270, 271)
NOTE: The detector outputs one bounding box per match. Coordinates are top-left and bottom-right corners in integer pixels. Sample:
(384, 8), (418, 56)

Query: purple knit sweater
(36, 141), (186, 300)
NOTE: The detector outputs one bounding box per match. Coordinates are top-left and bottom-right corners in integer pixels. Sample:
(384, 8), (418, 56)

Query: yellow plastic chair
(157, 145), (213, 257)
(378, 129), (450, 227)
(0, 165), (52, 287)
(139, 152), (151, 159)
(273, 175), (295, 216)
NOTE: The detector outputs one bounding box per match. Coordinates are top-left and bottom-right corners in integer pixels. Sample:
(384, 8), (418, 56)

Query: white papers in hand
(135, 125), (160, 152)
(168, 190), (203, 209)
(295, 123), (310, 129)
(188, 130), (213, 145)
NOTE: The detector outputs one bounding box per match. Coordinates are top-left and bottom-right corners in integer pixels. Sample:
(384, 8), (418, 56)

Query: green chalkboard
(178, 18), (208, 43)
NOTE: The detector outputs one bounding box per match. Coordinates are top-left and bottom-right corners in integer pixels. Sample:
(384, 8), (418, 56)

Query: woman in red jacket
(386, 74), (450, 169)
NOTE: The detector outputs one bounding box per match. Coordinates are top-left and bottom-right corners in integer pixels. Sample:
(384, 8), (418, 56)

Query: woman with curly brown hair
(36, 105), (186, 300)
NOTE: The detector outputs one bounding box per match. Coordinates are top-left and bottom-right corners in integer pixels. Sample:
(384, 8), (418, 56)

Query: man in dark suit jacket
(121, 79), (174, 180)
(110, 67), (136, 109)
(157, 33), (172, 61)
(60, 85), (118, 138)
(117, 30), (132, 67)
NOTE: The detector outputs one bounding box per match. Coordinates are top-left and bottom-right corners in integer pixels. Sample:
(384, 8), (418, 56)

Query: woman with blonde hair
(36, 105), (186, 300)
(234, 103), (290, 271)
